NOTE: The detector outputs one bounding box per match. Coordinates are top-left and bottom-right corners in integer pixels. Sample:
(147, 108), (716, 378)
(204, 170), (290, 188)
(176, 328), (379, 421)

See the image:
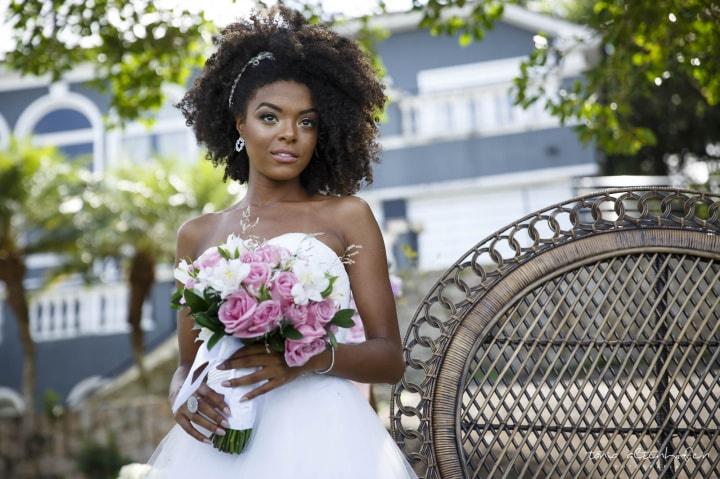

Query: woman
(147, 6), (418, 478)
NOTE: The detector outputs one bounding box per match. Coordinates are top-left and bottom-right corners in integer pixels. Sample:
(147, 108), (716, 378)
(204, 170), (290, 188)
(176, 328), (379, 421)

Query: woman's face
(236, 80), (319, 183)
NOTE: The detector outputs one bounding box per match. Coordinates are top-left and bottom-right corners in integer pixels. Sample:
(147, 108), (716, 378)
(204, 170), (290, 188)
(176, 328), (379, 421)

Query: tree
(68, 157), (237, 385)
(412, 0), (720, 174)
(0, 140), (90, 425)
(3, 0), (212, 125)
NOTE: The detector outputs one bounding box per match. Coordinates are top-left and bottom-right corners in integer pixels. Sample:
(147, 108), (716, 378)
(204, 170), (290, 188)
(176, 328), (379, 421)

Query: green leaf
(207, 331), (224, 350)
(217, 246), (231, 259)
(258, 285), (272, 301)
(330, 308), (356, 328)
(170, 288), (184, 309)
(183, 289), (208, 312)
(203, 287), (221, 303)
(320, 274), (338, 298)
(283, 325), (303, 340)
(327, 330), (338, 348)
(193, 311), (223, 332)
(268, 334), (285, 353)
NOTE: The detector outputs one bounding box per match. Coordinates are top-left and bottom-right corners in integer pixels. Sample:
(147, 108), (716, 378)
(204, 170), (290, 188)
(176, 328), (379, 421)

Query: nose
(278, 120), (297, 142)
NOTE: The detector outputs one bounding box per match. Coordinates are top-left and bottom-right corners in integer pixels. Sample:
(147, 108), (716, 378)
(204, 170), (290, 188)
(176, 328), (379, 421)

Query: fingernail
(221, 381), (230, 387)
(223, 406), (231, 416)
(240, 396), (248, 402)
(217, 363), (225, 370)
(215, 427), (226, 436)
(221, 420), (230, 428)
(204, 438), (212, 445)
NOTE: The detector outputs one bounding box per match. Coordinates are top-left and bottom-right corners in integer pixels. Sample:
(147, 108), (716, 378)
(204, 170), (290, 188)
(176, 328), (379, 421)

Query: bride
(146, 5), (418, 478)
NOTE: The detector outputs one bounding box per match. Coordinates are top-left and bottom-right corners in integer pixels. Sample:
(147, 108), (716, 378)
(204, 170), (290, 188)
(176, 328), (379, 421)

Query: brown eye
(259, 113), (277, 124)
(300, 118), (317, 128)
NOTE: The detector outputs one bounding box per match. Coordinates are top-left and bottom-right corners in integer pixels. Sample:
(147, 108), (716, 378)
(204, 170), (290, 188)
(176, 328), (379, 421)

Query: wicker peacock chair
(391, 187), (720, 479)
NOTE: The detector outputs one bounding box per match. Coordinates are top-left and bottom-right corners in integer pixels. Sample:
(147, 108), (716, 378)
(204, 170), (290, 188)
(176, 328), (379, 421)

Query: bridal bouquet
(170, 233), (355, 454)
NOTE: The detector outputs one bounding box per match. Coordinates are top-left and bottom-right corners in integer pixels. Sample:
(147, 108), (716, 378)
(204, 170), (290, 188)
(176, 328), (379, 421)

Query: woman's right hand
(173, 383), (231, 444)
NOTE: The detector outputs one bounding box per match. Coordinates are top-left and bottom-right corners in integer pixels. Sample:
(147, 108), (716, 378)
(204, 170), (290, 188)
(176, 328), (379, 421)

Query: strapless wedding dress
(146, 232), (418, 479)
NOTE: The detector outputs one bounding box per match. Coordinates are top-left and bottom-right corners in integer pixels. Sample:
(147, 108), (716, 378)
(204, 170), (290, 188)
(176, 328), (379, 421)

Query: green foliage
(4, 0), (212, 127)
(42, 389), (64, 421)
(75, 436), (131, 479)
(0, 139), (90, 262)
(417, 0), (720, 174)
(413, 0), (518, 41)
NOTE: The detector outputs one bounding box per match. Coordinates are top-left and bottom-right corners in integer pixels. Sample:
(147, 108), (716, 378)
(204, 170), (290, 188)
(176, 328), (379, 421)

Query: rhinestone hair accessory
(227, 51), (275, 109)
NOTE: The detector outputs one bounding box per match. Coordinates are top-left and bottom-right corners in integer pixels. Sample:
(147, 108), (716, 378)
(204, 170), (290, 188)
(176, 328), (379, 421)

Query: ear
(235, 118), (245, 137)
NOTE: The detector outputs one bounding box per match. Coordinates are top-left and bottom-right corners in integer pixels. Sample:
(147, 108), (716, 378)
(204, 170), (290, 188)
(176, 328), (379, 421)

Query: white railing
(382, 82), (561, 150)
(27, 282), (154, 342)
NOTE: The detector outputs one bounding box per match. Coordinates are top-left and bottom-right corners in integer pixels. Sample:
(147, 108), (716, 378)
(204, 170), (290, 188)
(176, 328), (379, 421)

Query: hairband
(227, 51), (275, 109)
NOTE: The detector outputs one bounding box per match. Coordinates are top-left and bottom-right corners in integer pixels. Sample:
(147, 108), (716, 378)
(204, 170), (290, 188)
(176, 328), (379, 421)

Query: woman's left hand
(216, 344), (307, 401)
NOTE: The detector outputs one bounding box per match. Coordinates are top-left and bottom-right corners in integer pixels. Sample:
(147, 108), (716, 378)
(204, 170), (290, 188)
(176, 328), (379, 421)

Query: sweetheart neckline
(260, 232), (344, 263)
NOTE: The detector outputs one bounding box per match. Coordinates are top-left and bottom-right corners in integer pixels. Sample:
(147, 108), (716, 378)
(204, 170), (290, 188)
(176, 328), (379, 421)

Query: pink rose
(243, 262), (271, 294)
(271, 271), (298, 302)
(194, 247), (222, 269)
(219, 290), (258, 335)
(285, 303), (308, 328)
(284, 336), (327, 367)
(307, 299), (337, 328)
(295, 322), (325, 340)
(232, 299), (282, 338)
(253, 244), (282, 265)
(240, 250), (261, 263)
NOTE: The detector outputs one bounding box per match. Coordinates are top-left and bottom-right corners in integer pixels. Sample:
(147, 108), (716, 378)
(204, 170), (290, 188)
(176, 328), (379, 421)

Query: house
(0, 5), (598, 411)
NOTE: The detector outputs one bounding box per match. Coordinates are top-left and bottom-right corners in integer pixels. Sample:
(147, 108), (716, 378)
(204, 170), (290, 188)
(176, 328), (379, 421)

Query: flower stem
(212, 428), (252, 454)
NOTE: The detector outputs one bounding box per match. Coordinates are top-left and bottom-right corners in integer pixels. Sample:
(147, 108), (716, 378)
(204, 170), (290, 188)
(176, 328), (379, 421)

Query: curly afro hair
(176, 5), (387, 196)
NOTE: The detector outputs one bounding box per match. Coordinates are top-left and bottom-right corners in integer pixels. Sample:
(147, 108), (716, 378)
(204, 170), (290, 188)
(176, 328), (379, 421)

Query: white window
(15, 83), (105, 171)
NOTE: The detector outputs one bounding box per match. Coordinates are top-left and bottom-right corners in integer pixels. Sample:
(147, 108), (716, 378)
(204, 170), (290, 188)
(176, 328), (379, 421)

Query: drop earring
(235, 136), (245, 152)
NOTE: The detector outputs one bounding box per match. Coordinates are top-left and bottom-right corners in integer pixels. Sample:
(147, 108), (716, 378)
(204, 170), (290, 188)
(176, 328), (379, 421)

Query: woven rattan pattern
(390, 188), (720, 478)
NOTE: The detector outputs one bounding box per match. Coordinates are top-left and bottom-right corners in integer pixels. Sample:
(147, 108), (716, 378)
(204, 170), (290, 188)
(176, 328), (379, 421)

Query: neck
(241, 174), (311, 209)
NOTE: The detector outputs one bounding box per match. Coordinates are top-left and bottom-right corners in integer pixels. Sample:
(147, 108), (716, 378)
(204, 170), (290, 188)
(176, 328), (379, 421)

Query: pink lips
(271, 149), (299, 164)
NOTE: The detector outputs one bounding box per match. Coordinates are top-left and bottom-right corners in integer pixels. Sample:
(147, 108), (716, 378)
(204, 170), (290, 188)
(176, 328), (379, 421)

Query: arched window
(67, 375), (110, 408)
(15, 83), (104, 171)
(0, 387), (25, 417)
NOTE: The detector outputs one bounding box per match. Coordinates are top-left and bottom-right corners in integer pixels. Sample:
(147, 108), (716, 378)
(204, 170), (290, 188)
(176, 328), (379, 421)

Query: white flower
(290, 260), (330, 304)
(117, 463), (151, 479)
(197, 258), (250, 298)
(195, 326), (213, 343)
(225, 233), (247, 258)
(173, 259), (194, 285)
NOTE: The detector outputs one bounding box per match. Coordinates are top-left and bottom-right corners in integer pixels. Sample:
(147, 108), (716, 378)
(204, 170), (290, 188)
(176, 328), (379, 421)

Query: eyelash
(259, 113), (317, 128)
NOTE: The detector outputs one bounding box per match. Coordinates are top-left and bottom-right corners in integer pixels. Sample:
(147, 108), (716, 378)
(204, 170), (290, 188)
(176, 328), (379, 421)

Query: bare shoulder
(320, 195), (372, 225)
(323, 195), (380, 247)
(175, 212), (220, 261)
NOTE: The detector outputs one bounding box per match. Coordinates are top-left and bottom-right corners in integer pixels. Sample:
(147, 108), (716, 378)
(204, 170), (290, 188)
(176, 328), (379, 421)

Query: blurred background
(0, 0), (718, 477)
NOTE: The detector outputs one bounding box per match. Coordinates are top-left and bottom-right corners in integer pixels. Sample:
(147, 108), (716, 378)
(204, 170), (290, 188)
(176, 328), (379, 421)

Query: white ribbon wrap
(172, 335), (260, 431)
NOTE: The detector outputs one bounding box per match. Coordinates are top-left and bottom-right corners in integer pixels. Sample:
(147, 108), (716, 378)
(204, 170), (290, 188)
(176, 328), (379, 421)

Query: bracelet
(314, 344), (335, 375)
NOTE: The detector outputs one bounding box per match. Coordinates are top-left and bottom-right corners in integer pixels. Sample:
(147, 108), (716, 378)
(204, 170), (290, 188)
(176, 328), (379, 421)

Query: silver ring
(186, 395), (199, 414)
(265, 343), (271, 355)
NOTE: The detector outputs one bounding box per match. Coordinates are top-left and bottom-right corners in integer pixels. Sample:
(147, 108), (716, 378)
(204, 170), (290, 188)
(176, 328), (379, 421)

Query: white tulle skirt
(146, 373), (418, 478)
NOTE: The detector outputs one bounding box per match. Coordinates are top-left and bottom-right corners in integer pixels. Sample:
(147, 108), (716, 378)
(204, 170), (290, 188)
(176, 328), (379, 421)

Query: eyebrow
(255, 102), (317, 115)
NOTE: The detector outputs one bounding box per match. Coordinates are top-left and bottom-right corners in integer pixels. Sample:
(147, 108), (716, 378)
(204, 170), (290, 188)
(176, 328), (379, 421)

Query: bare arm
(169, 217), (229, 443)
(304, 196), (405, 384)
(167, 219), (202, 405)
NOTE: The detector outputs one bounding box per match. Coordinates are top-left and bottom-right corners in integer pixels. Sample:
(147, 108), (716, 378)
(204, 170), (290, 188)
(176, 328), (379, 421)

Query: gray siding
(377, 23), (536, 94)
(370, 127), (595, 189)
(0, 87), (48, 129)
